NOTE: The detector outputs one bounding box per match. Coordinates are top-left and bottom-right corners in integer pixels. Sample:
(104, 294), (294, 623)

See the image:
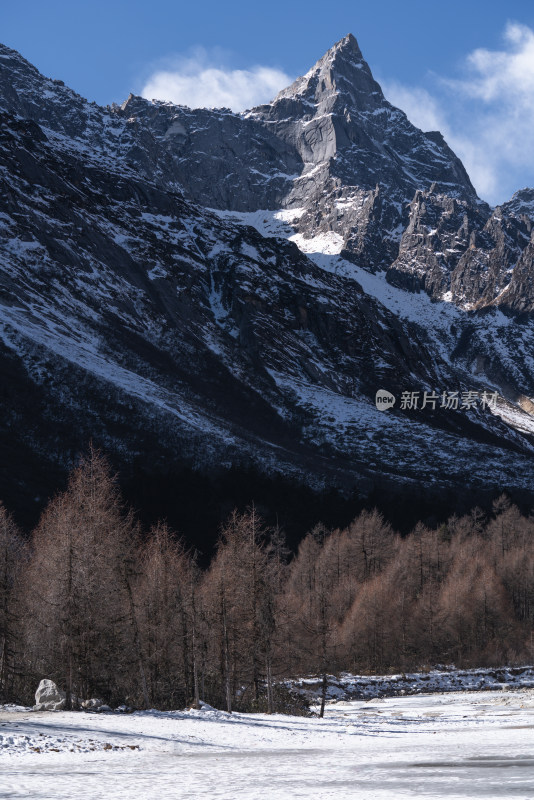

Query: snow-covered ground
(1, 690), (534, 799)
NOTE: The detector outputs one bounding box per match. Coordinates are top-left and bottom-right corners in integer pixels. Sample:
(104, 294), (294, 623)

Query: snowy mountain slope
(215, 206), (534, 413)
(1, 36), (534, 520)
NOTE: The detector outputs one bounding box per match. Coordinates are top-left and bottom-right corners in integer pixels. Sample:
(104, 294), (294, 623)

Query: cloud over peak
(141, 50), (292, 112)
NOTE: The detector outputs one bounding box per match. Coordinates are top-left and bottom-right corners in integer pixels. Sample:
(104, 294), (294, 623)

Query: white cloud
(141, 50), (293, 112)
(458, 22), (534, 103)
(383, 22), (534, 205)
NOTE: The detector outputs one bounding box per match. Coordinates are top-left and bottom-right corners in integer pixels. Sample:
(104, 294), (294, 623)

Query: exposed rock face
(502, 188), (534, 220)
(249, 34), (479, 268)
(495, 232), (534, 312)
(119, 95), (303, 211)
(118, 35), (481, 271)
(34, 679), (66, 711)
(1, 35), (534, 519)
(389, 187), (533, 310)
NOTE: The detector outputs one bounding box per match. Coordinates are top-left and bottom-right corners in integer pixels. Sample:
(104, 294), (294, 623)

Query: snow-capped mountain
(1, 34), (534, 522)
(122, 34), (480, 272)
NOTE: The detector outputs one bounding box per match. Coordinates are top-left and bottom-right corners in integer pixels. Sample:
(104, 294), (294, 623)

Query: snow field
(1, 690), (534, 799)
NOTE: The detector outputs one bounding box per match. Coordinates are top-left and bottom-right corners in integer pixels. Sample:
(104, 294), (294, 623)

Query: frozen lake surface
(1, 690), (534, 799)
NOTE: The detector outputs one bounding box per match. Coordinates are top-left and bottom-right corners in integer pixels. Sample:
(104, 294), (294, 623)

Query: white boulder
(34, 679), (66, 711)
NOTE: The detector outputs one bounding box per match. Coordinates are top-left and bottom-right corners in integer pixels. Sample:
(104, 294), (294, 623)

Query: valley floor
(1, 690), (534, 799)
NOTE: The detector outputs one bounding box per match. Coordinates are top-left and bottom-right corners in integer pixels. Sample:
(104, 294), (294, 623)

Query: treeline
(1, 450), (533, 714)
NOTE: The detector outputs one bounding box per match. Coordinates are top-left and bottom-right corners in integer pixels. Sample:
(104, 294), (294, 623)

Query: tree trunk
(319, 670), (327, 718)
(266, 653), (273, 714)
(221, 591), (232, 713)
(123, 566), (150, 708)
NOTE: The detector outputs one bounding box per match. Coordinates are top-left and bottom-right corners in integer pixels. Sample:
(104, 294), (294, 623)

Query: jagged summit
(502, 188), (534, 219)
(248, 34), (477, 214)
(332, 32), (362, 54)
(273, 33), (382, 109)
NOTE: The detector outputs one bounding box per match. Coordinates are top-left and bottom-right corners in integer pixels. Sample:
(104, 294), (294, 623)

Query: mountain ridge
(1, 36), (534, 534)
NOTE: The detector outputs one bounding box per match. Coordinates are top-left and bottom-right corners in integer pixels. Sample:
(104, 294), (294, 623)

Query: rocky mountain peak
(502, 188), (534, 220)
(273, 33), (382, 111)
(326, 32), (363, 57)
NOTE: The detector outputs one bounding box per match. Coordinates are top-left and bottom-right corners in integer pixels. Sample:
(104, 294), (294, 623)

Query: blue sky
(3, 0), (534, 203)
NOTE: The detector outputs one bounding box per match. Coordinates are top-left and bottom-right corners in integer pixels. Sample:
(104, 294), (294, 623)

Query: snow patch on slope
(211, 207), (534, 444)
